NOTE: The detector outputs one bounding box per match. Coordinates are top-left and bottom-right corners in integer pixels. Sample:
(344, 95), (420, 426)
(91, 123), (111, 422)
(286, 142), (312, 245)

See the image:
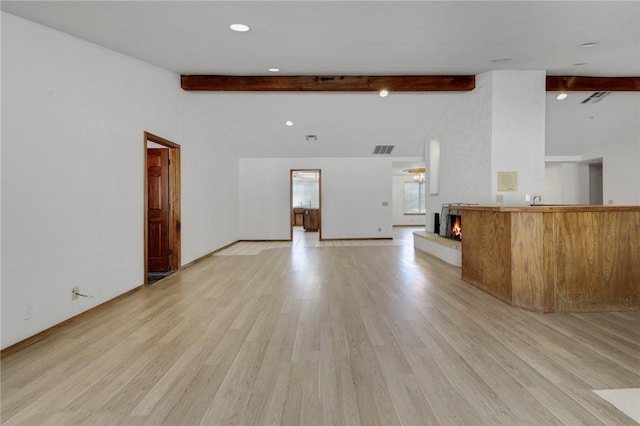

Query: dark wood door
(147, 148), (171, 272)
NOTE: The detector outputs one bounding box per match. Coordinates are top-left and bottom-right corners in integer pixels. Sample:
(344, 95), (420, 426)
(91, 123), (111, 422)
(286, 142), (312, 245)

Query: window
(404, 182), (425, 214)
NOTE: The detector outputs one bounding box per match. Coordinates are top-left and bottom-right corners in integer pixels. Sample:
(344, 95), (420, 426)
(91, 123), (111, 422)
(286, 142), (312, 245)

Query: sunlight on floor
(593, 388), (640, 423)
(215, 226), (424, 256)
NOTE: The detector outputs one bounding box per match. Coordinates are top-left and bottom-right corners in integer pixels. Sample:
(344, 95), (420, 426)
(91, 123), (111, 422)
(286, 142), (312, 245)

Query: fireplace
(439, 204), (467, 241)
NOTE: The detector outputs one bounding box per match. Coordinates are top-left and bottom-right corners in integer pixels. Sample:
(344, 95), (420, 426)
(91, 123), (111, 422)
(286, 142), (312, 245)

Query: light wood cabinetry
(457, 205), (640, 313)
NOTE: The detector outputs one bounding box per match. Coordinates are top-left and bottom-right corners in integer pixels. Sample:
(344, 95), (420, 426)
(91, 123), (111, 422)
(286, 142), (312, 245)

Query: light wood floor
(2, 227), (639, 425)
(215, 227), (411, 256)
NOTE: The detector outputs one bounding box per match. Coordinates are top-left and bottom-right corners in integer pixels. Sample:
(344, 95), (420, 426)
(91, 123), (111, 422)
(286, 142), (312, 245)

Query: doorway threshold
(147, 271), (175, 285)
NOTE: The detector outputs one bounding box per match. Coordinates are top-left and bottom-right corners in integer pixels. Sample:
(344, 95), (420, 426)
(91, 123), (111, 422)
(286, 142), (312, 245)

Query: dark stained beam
(181, 74), (640, 92)
(181, 75), (476, 92)
(546, 76), (640, 91)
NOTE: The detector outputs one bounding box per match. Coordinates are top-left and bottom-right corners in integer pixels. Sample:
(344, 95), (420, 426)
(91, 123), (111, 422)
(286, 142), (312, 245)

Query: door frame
(144, 132), (181, 284)
(290, 169), (322, 241)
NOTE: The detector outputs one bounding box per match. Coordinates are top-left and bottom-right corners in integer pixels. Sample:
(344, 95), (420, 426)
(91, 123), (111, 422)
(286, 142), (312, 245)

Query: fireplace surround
(439, 203), (476, 240)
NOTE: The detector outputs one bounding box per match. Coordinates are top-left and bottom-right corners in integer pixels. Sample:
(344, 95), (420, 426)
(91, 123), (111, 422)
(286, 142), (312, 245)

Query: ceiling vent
(373, 145), (394, 155)
(581, 91), (611, 104)
(306, 135), (318, 142)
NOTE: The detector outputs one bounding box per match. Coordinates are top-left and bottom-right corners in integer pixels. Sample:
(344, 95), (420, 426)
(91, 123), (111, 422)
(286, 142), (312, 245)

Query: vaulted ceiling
(2, 1), (639, 158)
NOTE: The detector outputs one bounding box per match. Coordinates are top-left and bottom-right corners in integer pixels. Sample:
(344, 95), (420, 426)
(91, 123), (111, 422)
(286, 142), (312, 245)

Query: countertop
(454, 205), (640, 212)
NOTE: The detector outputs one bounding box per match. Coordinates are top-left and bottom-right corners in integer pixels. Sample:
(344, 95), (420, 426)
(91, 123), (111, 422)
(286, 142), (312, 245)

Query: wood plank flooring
(2, 228), (639, 425)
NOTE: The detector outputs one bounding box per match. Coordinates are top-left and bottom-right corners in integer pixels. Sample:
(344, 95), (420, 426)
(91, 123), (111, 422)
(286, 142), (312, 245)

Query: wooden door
(147, 148), (171, 272)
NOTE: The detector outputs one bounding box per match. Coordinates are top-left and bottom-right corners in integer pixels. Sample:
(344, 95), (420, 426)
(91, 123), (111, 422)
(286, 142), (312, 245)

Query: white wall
(547, 137), (640, 207)
(544, 162), (590, 205)
(582, 138), (640, 205)
(392, 175), (425, 225)
(544, 163), (563, 204)
(182, 93), (239, 263)
(292, 180), (319, 209)
(490, 70), (546, 204)
(239, 157), (394, 239)
(425, 72), (493, 231)
(589, 163), (603, 205)
(425, 71), (548, 230)
(1, 13), (238, 349)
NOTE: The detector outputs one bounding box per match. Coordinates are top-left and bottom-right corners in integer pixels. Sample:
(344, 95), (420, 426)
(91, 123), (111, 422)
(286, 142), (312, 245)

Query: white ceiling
(2, 1), (639, 158)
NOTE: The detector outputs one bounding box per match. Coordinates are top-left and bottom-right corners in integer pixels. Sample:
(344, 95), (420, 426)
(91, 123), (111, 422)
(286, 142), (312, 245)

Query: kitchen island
(456, 205), (640, 313)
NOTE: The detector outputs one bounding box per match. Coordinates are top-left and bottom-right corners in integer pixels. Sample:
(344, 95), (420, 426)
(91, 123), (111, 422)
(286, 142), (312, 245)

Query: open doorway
(589, 160), (604, 205)
(144, 132), (181, 285)
(290, 169), (322, 244)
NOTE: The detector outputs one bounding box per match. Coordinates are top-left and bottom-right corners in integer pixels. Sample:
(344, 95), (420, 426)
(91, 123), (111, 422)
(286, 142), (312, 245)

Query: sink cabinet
(303, 209), (319, 231)
(292, 208), (305, 226)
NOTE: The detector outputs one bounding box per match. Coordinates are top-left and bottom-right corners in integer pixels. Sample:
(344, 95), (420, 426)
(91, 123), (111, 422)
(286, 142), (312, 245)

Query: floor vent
(373, 145), (394, 155)
(581, 91), (611, 104)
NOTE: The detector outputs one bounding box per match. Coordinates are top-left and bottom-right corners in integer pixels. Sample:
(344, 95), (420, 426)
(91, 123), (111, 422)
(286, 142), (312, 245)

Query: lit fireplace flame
(451, 216), (462, 240)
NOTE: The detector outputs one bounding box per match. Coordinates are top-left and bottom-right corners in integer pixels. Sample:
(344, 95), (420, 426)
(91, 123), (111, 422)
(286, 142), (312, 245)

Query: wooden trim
(290, 169), (322, 241)
(238, 239), (292, 243)
(546, 76), (640, 91)
(143, 135), (148, 284)
(320, 237), (393, 241)
(290, 171), (294, 242)
(318, 170), (322, 241)
(144, 132), (181, 284)
(181, 75), (476, 92)
(181, 241), (240, 269)
(170, 147), (181, 270)
(144, 131), (181, 148)
(1, 286), (144, 358)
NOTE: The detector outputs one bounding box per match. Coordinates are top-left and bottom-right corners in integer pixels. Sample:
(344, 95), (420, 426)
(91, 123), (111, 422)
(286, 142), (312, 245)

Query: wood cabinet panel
(553, 212), (604, 312)
(303, 209), (319, 231)
(602, 211), (640, 308)
(459, 205), (640, 313)
(511, 212), (546, 311)
(462, 210), (511, 302)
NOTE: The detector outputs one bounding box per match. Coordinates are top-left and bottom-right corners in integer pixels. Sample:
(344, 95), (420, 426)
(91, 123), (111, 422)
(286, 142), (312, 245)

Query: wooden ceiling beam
(546, 76), (640, 91)
(181, 75), (640, 92)
(181, 75), (476, 92)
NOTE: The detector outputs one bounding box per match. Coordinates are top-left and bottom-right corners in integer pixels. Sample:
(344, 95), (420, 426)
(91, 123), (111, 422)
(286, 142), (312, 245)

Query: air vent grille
(306, 135), (318, 142)
(373, 145), (394, 155)
(581, 91), (611, 104)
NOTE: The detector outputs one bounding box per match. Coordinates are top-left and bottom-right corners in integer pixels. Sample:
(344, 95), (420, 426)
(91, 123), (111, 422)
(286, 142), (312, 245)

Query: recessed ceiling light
(580, 42), (599, 48)
(229, 24), (250, 32)
(268, 68), (280, 73)
(379, 89), (389, 98)
(572, 62), (588, 66)
(556, 93), (568, 100)
(490, 57), (512, 63)
(285, 121), (293, 127)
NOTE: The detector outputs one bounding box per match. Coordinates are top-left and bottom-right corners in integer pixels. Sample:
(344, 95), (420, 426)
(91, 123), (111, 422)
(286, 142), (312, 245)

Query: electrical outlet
(72, 286), (79, 300)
